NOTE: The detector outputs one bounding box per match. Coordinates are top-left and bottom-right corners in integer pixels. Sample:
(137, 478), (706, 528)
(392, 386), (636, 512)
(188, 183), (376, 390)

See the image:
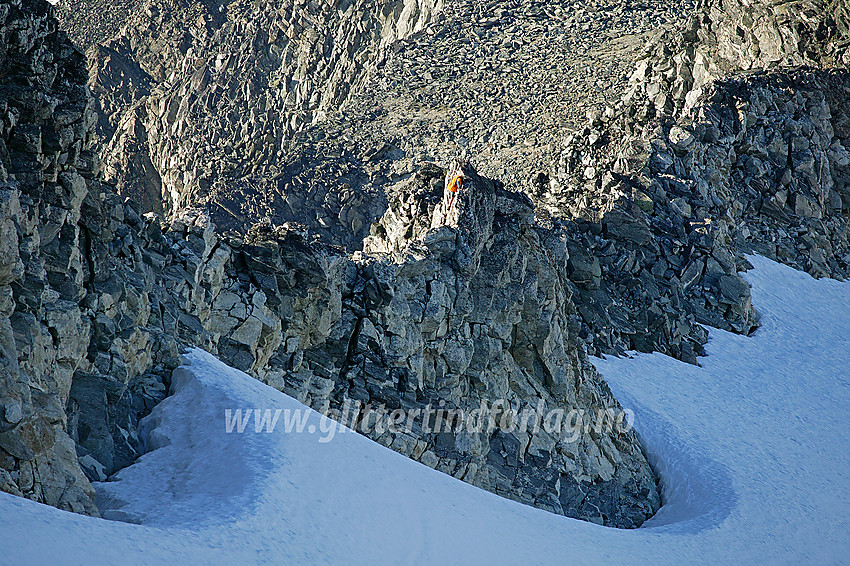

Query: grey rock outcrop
(1, 0), (101, 514)
(534, 0), (850, 360)
(624, 0), (850, 119)
(355, 160), (659, 524)
(0, 0), (213, 514)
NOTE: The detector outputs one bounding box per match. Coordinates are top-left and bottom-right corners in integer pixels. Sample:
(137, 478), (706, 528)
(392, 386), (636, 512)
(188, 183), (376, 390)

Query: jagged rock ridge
(1, 0), (662, 528)
(2, 0), (849, 533)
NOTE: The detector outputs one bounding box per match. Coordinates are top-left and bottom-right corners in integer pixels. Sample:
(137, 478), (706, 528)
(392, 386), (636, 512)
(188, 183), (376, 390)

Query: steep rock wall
(82, 0), (444, 227)
(0, 0), (104, 514)
(625, 0), (850, 118)
(1, 0), (661, 528)
(533, 0), (850, 360)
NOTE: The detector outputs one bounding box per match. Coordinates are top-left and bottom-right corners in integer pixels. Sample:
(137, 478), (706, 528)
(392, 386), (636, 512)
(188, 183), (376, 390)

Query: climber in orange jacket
(446, 172), (463, 209)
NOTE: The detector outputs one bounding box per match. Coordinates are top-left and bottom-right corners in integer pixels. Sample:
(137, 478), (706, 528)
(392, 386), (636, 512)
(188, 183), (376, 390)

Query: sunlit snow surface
(2, 255), (849, 564)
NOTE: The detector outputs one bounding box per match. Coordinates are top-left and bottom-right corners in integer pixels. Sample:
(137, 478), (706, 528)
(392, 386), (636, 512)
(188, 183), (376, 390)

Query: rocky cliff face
(0, 0), (102, 513)
(0, 0), (229, 514)
(4, 0), (850, 533)
(355, 160), (659, 524)
(625, 0), (850, 119)
(537, 0), (850, 360)
(77, 0), (444, 230)
(1, 0), (662, 527)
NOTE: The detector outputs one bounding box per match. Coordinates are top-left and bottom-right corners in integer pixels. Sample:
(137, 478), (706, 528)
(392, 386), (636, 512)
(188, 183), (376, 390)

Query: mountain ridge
(0, 0), (847, 529)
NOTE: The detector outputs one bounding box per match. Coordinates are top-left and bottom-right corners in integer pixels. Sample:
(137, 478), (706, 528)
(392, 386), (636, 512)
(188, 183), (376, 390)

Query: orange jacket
(447, 175), (463, 193)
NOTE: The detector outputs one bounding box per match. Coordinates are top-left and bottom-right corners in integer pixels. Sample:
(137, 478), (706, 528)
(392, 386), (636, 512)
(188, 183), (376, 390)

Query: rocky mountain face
(1, 0), (848, 532)
(63, 0), (698, 246)
(624, 0), (850, 119)
(262, 0), (850, 364)
(1, 0), (103, 514)
(80, 0), (444, 227)
(538, 0), (850, 359)
(2, 0), (661, 527)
